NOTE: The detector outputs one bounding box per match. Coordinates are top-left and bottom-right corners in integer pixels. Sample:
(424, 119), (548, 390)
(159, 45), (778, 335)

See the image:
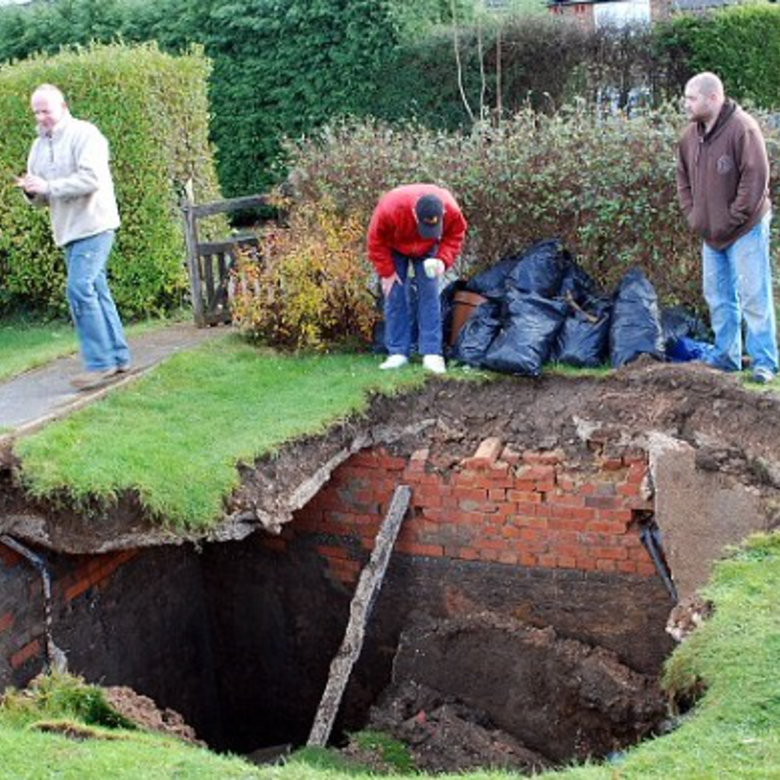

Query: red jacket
(366, 184), (467, 278)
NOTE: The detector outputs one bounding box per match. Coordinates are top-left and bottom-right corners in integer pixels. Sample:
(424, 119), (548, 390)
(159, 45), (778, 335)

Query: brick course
(281, 440), (656, 587)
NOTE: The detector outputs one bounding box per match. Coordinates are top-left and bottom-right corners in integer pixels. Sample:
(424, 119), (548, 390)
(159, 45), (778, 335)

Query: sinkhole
(2, 362), (779, 773)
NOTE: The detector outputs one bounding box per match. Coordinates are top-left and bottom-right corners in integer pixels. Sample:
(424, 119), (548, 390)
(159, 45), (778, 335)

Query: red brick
(478, 549), (500, 562)
(630, 547), (653, 562)
(626, 465), (647, 484)
(596, 546), (628, 560)
(557, 556), (577, 569)
(11, 639), (41, 669)
(488, 488), (507, 501)
(377, 454), (406, 471)
(458, 548), (479, 561)
(518, 553), (538, 567)
(575, 557), (597, 571)
(538, 554), (557, 568)
(584, 495), (623, 510)
(546, 492), (586, 507)
(600, 457), (625, 471)
(412, 486), (443, 509)
(396, 542), (444, 557)
(596, 509), (634, 523)
(548, 518), (588, 533)
(453, 487), (488, 502)
(349, 451), (381, 469)
(588, 520), (628, 535)
(636, 562), (658, 577)
(596, 559), (617, 572)
(64, 579), (92, 602)
(507, 489), (542, 504)
(498, 550), (518, 565)
(463, 437), (503, 469)
(0, 612), (13, 634)
(515, 516), (548, 530)
(518, 465), (556, 484)
(616, 482), (641, 497)
(617, 561), (638, 574)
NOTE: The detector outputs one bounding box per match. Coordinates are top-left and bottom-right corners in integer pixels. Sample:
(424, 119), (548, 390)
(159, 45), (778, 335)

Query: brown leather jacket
(676, 100), (770, 250)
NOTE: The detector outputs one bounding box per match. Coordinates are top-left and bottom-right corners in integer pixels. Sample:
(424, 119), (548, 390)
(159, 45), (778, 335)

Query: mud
(103, 686), (205, 746)
(1, 361), (779, 554)
(370, 612), (665, 770)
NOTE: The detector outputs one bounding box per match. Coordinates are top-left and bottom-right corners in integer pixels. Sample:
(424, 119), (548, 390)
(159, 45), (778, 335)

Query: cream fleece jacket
(26, 113), (120, 247)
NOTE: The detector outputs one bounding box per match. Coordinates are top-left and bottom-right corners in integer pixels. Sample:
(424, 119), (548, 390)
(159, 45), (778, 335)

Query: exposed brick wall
(0, 547), (139, 681)
(278, 439), (657, 587)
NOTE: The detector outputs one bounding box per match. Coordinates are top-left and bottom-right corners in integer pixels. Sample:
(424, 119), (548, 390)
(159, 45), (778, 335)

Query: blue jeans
(65, 231), (130, 371)
(384, 253), (442, 357)
(702, 212), (778, 373)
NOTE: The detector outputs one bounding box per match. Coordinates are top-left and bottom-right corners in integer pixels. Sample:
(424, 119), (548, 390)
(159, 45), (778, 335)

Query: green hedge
(0, 42), (222, 318)
(655, 4), (780, 109)
(284, 107), (780, 317)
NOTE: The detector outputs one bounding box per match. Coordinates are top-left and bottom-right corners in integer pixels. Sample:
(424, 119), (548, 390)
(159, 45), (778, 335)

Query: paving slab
(0, 322), (228, 433)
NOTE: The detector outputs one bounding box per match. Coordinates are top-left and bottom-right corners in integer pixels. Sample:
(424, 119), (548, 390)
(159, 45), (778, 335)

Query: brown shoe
(70, 369), (119, 391)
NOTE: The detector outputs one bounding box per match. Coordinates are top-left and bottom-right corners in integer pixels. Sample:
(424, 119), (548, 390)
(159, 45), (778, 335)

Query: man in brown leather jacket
(676, 72), (777, 384)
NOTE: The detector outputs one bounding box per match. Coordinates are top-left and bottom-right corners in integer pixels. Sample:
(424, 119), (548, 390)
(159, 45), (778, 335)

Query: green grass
(14, 337), (428, 531)
(0, 314), (186, 383)
(0, 318), (78, 382)
(4, 533), (780, 778)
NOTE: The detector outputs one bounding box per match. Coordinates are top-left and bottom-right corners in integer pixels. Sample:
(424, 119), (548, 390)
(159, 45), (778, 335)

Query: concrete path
(0, 322), (228, 435)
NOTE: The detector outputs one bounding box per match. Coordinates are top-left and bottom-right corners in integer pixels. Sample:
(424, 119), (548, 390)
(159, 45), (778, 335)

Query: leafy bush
(0, 43), (223, 318)
(283, 106), (780, 318)
(231, 200), (376, 350)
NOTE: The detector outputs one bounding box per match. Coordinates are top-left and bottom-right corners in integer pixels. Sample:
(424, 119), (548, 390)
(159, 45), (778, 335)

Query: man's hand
(423, 257), (446, 279)
(381, 273), (401, 298)
(15, 174), (49, 195)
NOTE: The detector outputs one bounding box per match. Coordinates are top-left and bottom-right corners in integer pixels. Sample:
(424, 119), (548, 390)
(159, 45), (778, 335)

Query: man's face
(31, 92), (65, 134)
(683, 86), (715, 124)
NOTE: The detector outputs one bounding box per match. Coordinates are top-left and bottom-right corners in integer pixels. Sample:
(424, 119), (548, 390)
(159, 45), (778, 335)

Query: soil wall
(0, 443), (674, 752)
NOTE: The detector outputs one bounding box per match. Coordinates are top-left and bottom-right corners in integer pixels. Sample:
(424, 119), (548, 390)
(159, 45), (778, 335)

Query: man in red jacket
(367, 184), (467, 374)
(676, 71), (777, 384)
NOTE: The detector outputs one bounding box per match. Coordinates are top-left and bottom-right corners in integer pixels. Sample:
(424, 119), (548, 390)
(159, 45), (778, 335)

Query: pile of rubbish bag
(444, 238), (714, 377)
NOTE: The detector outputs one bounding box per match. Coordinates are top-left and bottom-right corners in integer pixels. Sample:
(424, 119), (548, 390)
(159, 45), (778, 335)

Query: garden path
(0, 322), (227, 436)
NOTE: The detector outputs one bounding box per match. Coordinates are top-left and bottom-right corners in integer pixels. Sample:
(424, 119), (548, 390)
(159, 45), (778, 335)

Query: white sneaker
(380, 354), (409, 370)
(422, 354), (446, 374)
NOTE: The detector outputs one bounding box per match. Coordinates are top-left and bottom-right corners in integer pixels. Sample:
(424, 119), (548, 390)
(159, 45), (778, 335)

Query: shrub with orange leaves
(231, 200), (377, 351)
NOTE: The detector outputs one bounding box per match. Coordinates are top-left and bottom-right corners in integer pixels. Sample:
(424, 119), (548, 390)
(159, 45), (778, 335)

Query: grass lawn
(14, 336), (428, 531)
(3, 532), (780, 778)
(0, 315), (185, 383)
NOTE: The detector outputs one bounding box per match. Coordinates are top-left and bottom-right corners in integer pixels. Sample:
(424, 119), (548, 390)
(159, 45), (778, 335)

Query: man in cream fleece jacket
(16, 83), (130, 390)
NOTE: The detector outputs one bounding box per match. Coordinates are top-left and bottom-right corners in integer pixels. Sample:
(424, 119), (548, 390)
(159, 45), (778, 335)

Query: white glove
(423, 258), (445, 279)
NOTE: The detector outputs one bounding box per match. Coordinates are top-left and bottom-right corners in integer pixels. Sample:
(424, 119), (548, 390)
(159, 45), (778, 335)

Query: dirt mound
(372, 612), (666, 768)
(369, 680), (552, 774)
(103, 686), (204, 746)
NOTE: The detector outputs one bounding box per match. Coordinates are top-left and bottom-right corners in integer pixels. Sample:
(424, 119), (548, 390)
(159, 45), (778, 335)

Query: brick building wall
(279, 439), (657, 586)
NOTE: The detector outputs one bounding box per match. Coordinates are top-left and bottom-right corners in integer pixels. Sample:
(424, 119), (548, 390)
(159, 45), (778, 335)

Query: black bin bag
(609, 268), (664, 368)
(554, 298), (612, 368)
(450, 300), (502, 366)
(506, 238), (572, 298)
(483, 291), (568, 377)
(465, 255), (521, 296)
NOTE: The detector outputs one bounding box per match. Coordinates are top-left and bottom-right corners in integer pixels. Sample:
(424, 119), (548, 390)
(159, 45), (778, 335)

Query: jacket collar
(698, 99), (737, 142)
(38, 111), (73, 141)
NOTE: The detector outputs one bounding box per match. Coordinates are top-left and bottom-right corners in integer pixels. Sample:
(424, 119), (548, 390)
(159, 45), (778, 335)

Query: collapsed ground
(1, 360), (779, 774)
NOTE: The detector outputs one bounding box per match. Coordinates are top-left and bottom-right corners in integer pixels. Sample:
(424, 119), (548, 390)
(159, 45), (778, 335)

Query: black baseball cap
(414, 194), (444, 240)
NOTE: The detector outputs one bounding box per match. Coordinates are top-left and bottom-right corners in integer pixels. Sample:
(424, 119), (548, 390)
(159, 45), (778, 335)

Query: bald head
(30, 83), (68, 135)
(683, 72), (725, 127)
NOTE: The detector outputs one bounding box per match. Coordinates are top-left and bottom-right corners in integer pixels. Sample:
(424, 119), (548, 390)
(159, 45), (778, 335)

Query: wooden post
(307, 484), (412, 748)
(181, 179), (206, 328)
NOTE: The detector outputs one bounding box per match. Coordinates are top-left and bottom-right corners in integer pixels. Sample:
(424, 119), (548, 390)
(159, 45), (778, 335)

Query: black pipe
(0, 534), (67, 673)
(639, 525), (678, 603)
